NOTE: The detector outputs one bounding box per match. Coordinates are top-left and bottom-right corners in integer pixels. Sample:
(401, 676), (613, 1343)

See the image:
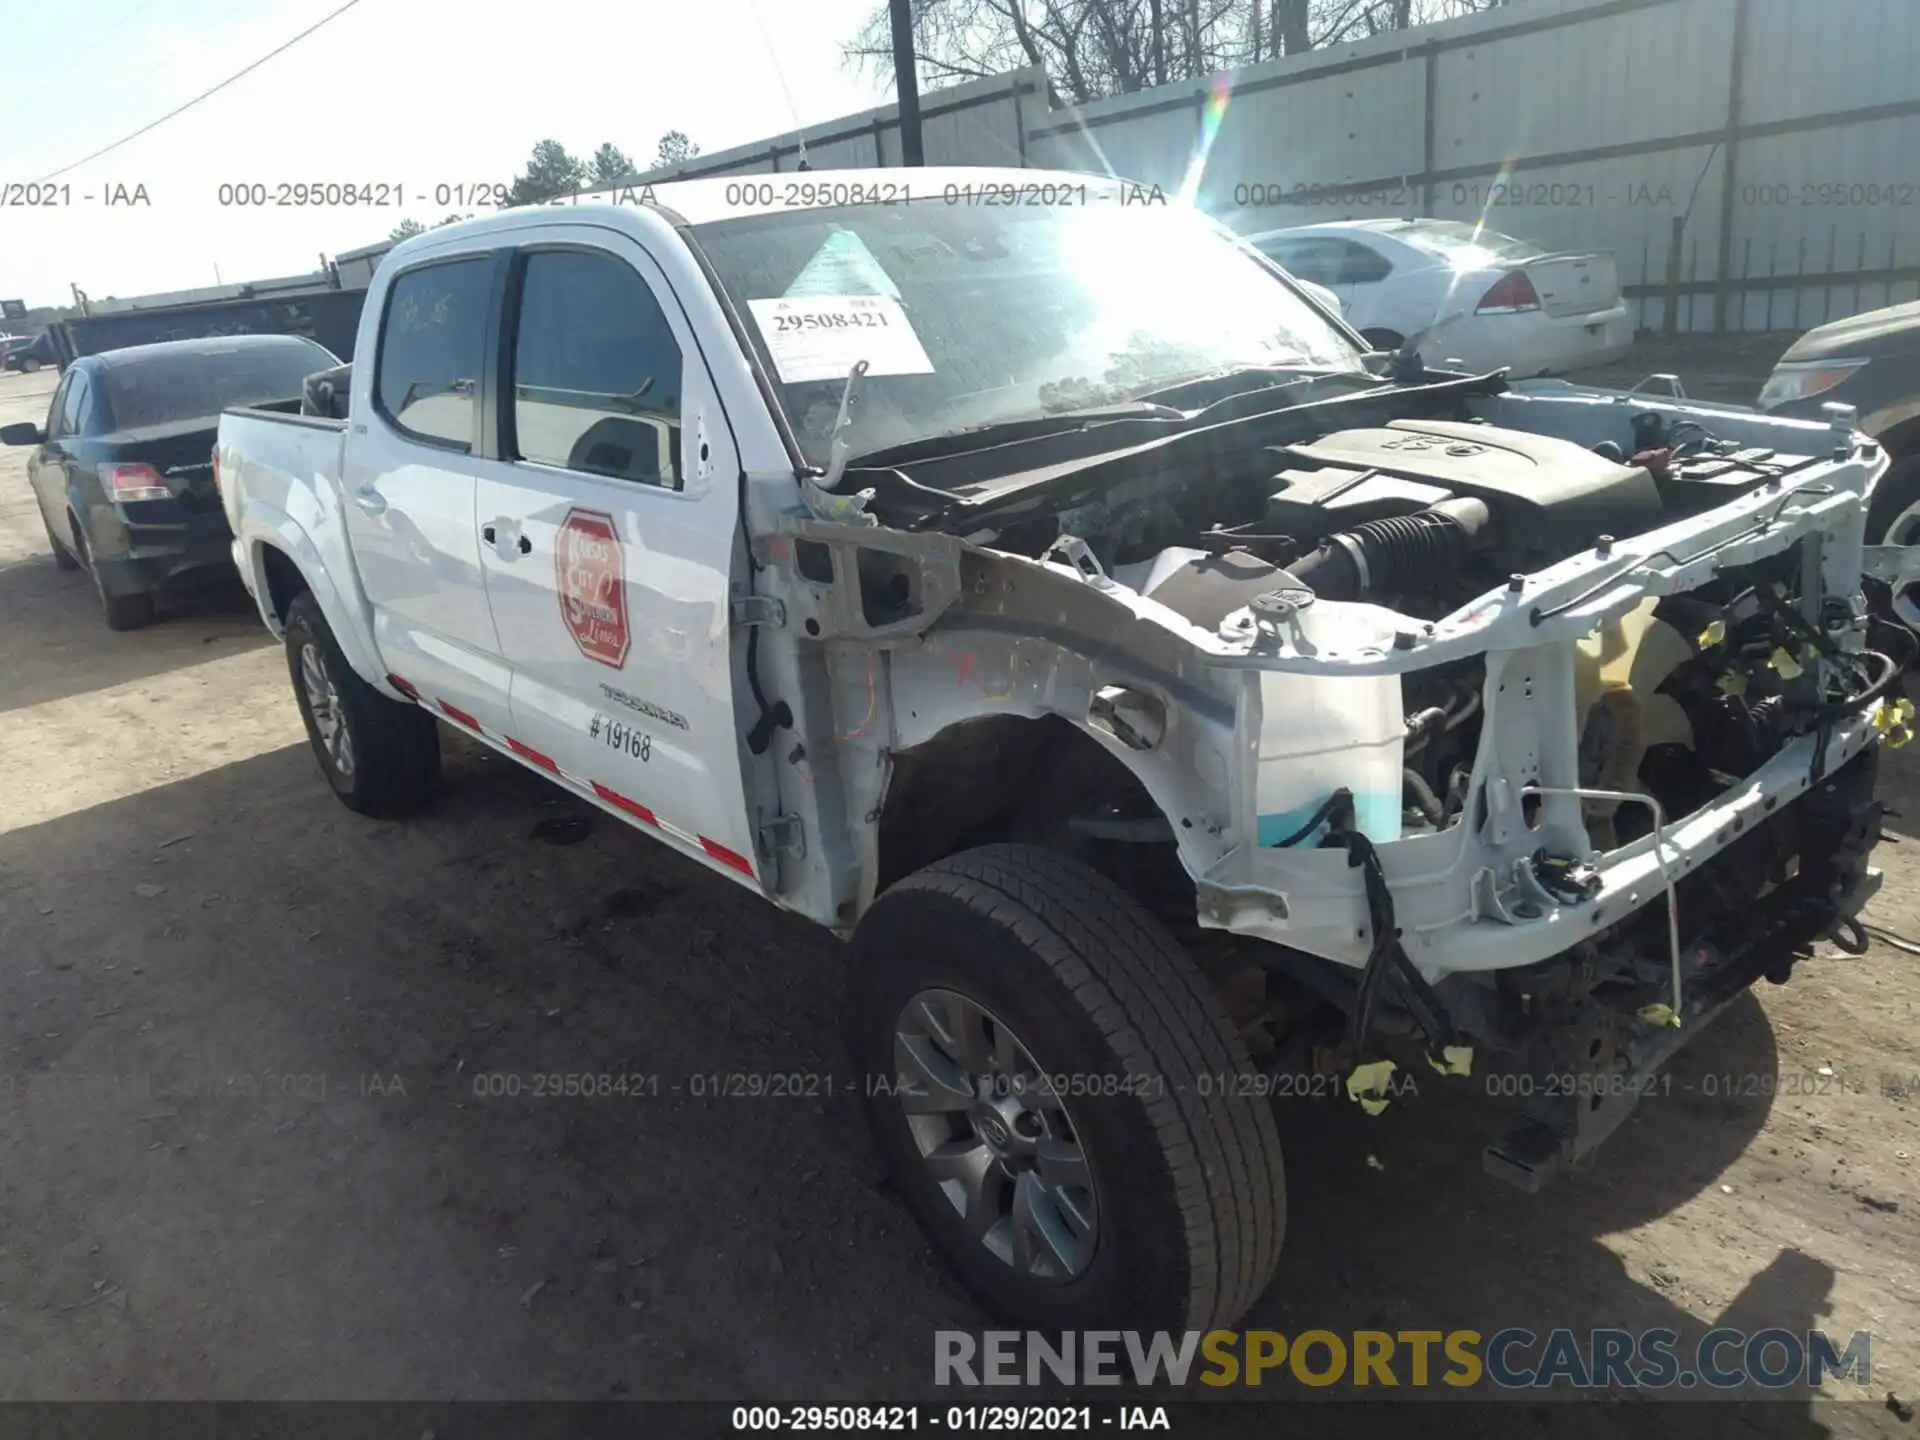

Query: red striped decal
(700, 837), (755, 878)
(507, 737), (559, 773)
(387, 674), (420, 700)
(592, 781), (657, 826)
(438, 699), (481, 731)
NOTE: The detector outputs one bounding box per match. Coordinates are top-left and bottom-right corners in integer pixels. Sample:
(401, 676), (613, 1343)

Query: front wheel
(849, 843), (1286, 1332)
(284, 592), (440, 817)
(42, 511), (78, 571)
(1868, 456), (1920, 549)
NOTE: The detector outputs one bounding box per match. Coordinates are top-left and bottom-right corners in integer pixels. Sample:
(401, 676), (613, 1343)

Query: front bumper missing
(1196, 707), (1884, 976)
(1479, 747), (1886, 1191)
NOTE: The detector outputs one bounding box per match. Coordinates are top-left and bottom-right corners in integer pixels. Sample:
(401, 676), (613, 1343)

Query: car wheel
(73, 526), (155, 630)
(1865, 456), (1920, 632)
(849, 842), (1287, 1332)
(20, 357), (40, 374)
(284, 591), (440, 817)
(42, 511), (79, 571)
(1867, 456), (1920, 549)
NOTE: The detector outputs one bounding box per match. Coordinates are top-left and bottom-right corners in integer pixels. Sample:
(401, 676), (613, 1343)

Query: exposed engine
(1090, 414), (1901, 852)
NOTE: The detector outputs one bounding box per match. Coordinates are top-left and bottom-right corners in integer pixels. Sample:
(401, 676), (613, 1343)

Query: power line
(35, 0), (371, 183)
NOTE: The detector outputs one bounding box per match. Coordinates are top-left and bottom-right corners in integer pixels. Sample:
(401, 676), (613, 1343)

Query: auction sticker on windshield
(746, 295), (934, 383)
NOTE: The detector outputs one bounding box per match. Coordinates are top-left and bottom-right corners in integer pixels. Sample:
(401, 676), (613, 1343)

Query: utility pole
(889, 0), (924, 165)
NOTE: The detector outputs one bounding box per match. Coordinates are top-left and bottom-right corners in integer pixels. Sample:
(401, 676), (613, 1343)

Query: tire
(849, 842), (1286, 1332)
(73, 526), (154, 630)
(42, 511), (78, 571)
(20, 357), (40, 374)
(1866, 455), (1920, 549)
(284, 591), (440, 817)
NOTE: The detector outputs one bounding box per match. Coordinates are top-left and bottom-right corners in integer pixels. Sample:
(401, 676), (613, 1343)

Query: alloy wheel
(892, 988), (1099, 1281)
(300, 642), (355, 778)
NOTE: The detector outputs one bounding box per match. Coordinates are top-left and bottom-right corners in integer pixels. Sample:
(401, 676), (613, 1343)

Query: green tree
(389, 217), (427, 241)
(654, 129), (700, 170)
(507, 139), (586, 206)
(588, 143), (637, 187)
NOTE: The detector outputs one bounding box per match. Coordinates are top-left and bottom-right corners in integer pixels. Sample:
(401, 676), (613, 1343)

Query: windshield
(99, 340), (337, 431)
(690, 197), (1362, 464)
(1393, 221), (1546, 269)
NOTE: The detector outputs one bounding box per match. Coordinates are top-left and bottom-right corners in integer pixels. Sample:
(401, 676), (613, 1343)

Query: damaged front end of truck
(763, 362), (1918, 1190)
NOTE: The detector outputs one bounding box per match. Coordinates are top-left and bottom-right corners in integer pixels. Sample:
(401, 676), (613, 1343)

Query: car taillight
(98, 462), (171, 502)
(1476, 269), (1541, 314)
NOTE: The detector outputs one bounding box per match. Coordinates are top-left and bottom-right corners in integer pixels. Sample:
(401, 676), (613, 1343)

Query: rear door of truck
(340, 251), (515, 737)
(468, 225), (762, 883)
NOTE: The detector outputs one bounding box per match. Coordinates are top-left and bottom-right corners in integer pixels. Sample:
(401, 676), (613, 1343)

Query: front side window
(508, 249), (683, 489)
(376, 258), (492, 448)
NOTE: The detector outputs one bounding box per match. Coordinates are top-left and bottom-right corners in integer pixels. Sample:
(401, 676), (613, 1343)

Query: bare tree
(846, 0), (1506, 104)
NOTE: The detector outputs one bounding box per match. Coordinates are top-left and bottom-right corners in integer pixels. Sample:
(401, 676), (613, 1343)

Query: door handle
(483, 521), (532, 558)
(349, 484), (386, 515)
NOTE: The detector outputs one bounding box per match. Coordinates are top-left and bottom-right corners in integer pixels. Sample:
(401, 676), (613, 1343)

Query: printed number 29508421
(589, 713), (651, 761)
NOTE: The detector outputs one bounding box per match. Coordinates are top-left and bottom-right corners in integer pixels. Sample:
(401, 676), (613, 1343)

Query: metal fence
(1026, 0), (1920, 334)
(292, 0), (1919, 336)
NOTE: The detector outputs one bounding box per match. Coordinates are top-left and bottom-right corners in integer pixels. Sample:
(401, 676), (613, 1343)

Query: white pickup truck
(216, 166), (1920, 1334)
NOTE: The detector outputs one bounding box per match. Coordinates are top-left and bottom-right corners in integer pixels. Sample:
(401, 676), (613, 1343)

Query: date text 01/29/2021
(729, 1405), (1166, 1432)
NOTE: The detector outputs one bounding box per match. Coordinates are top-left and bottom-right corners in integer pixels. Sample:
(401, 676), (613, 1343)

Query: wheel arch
(873, 712), (1203, 931)
(240, 511), (390, 696)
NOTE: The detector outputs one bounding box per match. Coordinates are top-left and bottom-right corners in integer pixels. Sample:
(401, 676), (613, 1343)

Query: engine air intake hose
(1287, 496), (1492, 602)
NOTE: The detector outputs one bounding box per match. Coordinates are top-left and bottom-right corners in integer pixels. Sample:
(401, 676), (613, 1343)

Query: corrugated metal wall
(296, 0), (1912, 336)
(1028, 0), (1920, 333)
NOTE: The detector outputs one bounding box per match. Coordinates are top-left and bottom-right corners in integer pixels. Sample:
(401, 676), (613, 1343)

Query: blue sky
(0, 0), (891, 307)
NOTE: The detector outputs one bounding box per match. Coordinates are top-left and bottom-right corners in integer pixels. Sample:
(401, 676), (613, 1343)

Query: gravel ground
(0, 339), (1913, 1431)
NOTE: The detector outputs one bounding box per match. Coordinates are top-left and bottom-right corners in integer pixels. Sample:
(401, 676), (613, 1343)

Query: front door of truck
(341, 252), (514, 737)
(471, 231), (760, 885)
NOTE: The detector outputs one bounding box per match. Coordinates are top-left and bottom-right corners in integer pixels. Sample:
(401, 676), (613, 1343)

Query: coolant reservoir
(1252, 592), (1406, 846)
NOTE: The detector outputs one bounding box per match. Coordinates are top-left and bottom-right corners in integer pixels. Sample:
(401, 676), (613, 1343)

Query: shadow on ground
(0, 733), (1879, 1432)
(0, 549), (269, 715)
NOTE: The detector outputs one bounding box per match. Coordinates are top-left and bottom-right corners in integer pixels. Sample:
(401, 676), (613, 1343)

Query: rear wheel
(849, 842), (1287, 1331)
(73, 526), (154, 630)
(284, 591), (440, 817)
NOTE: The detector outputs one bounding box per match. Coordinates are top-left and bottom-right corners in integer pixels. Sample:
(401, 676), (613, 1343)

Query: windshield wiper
(1132, 363), (1382, 406)
(960, 398), (1190, 433)
(849, 398), (1190, 467)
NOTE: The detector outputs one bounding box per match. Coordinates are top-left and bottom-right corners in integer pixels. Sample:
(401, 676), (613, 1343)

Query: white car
(1247, 219), (1634, 377)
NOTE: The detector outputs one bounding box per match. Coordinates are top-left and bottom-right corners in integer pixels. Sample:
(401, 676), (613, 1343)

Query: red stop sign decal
(554, 507), (630, 668)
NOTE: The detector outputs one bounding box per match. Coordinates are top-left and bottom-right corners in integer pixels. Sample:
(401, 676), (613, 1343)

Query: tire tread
(879, 843), (1286, 1331)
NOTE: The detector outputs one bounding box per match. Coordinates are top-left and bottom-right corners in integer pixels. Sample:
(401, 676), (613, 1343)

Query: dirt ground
(0, 339), (1915, 1431)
